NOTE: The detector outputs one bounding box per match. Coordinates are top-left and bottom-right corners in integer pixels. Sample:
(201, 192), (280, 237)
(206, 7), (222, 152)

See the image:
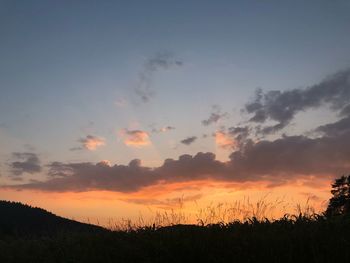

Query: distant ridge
(0, 200), (106, 236)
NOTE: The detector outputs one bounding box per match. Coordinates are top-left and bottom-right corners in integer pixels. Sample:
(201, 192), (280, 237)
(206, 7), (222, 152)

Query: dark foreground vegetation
(0, 175), (349, 263)
(0, 211), (349, 262)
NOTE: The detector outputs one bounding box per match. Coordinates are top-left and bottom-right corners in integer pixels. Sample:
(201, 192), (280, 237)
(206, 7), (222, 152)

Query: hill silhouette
(0, 200), (105, 236)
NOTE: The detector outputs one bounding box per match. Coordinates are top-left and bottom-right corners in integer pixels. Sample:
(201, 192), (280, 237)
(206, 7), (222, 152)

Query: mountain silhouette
(0, 200), (106, 236)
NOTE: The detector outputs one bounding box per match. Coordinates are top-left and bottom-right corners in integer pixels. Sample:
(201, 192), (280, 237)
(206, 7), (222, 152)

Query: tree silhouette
(326, 175), (350, 216)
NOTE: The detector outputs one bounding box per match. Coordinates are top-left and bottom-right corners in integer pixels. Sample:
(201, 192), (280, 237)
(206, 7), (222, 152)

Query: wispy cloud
(135, 52), (183, 102)
(152, 126), (176, 133)
(202, 105), (228, 126)
(122, 194), (202, 209)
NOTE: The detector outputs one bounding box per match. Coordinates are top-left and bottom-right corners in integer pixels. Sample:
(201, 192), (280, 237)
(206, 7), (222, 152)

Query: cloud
(315, 116), (350, 137)
(228, 132), (350, 179)
(9, 152), (42, 176)
(135, 52), (183, 102)
(122, 194), (202, 209)
(227, 126), (251, 148)
(72, 135), (106, 151)
(47, 162), (74, 177)
(202, 105), (228, 126)
(228, 126), (249, 140)
(180, 136), (197, 145)
(245, 69), (350, 134)
(152, 126), (176, 133)
(5, 152), (223, 192)
(99, 160), (112, 167)
(121, 129), (151, 147)
(47, 160), (112, 178)
(215, 131), (236, 149)
(6, 128), (350, 193)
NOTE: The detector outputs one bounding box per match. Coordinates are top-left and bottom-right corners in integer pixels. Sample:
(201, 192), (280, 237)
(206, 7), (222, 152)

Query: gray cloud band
(6, 129), (350, 192)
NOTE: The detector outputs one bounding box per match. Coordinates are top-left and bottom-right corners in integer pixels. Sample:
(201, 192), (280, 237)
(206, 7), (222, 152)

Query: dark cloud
(340, 104), (350, 117)
(245, 69), (350, 134)
(135, 52), (183, 102)
(228, 132), (350, 178)
(228, 126), (250, 145)
(9, 152), (42, 176)
(5, 152), (223, 192)
(5, 127), (350, 192)
(180, 136), (197, 145)
(315, 116), (350, 137)
(202, 105), (228, 126)
(314, 92), (350, 137)
(47, 162), (74, 177)
(213, 126), (250, 150)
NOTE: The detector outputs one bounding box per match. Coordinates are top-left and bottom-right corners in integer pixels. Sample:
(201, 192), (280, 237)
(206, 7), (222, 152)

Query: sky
(1, 0), (350, 225)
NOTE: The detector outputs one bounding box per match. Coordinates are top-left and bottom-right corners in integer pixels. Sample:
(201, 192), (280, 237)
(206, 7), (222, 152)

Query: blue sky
(1, 0), (350, 180)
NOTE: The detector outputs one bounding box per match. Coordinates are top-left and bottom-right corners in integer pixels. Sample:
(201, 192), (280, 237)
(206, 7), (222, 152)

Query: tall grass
(99, 195), (325, 231)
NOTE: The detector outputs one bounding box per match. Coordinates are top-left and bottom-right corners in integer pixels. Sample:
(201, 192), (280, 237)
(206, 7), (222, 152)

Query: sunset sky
(1, 1), (350, 225)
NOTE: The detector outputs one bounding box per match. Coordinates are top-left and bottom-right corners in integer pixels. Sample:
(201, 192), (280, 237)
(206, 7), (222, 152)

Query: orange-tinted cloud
(73, 135), (105, 151)
(121, 129), (151, 147)
(98, 160), (111, 167)
(215, 131), (236, 149)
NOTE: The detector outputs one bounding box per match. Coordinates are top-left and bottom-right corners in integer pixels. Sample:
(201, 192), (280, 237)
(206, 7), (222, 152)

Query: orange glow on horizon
(0, 176), (333, 227)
